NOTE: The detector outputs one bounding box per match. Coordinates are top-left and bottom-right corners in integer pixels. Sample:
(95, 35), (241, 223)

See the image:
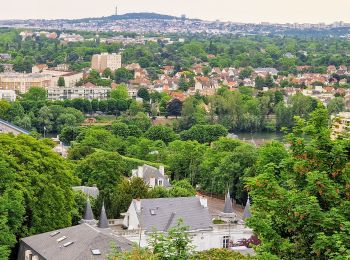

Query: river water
(228, 132), (284, 146)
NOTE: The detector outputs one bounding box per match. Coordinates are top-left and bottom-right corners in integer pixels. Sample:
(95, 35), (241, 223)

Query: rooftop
(134, 197), (212, 232)
(20, 223), (132, 260)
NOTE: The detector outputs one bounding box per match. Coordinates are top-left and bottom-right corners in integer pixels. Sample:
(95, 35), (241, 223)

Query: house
(0, 53), (11, 60)
(2, 64), (14, 73)
(72, 185), (100, 199)
(254, 68), (279, 76)
(0, 89), (16, 101)
(0, 119), (29, 135)
(331, 112), (350, 139)
(131, 165), (171, 188)
(32, 64), (49, 73)
(121, 195), (253, 251)
(17, 201), (132, 260)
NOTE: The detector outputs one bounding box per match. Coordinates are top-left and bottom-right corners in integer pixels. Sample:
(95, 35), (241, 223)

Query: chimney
(159, 165), (165, 176)
(138, 166), (144, 178)
(199, 196), (208, 208)
(149, 178), (156, 188)
(135, 198), (141, 212)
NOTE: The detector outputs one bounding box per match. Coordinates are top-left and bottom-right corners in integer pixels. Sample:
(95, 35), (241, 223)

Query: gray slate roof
(243, 197), (252, 220)
(98, 204), (109, 229)
(0, 118), (30, 135)
(20, 223), (132, 260)
(73, 186), (100, 198)
(84, 199), (95, 221)
(141, 165), (171, 187)
(136, 197), (212, 232)
(223, 191), (234, 214)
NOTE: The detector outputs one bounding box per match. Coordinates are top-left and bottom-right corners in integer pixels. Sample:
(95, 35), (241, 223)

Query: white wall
(123, 225), (254, 252)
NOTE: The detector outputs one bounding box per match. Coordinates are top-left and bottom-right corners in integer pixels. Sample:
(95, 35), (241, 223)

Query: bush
(190, 248), (252, 260)
(145, 125), (178, 144)
(180, 124), (228, 144)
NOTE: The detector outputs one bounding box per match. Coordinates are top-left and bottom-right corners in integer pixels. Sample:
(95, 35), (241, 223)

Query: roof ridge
(84, 223), (101, 233)
(164, 212), (176, 231)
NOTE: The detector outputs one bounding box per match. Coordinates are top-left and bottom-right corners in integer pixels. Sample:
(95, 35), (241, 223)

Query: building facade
(0, 119), (30, 135)
(131, 165), (171, 188)
(17, 200), (132, 260)
(91, 53), (122, 72)
(0, 89), (16, 101)
(331, 112), (350, 139)
(0, 73), (52, 93)
(47, 85), (110, 101)
(120, 196), (253, 251)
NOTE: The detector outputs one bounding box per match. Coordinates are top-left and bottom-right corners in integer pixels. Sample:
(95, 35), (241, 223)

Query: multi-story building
(331, 112), (350, 139)
(91, 53), (122, 73)
(32, 65), (83, 87)
(47, 83), (110, 101)
(0, 90), (16, 101)
(0, 73), (52, 93)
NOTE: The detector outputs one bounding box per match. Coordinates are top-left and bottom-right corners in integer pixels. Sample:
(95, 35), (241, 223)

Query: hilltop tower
(115, 4), (118, 16)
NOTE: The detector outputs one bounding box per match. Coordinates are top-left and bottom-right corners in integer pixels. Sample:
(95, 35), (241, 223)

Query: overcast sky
(2, 0), (350, 24)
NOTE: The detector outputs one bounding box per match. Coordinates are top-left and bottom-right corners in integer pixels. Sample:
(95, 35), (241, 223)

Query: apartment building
(47, 83), (110, 101)
(0, 90), (16, 101)
(32, 65), (83, 87)
(0, 73), (52, 93)
(331, 112), (350, 139)
(91, 53), (122, 73)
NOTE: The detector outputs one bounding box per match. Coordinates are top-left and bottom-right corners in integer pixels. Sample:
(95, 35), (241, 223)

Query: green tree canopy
(246, 107), (350, 258)
(145, 125), (178, 144)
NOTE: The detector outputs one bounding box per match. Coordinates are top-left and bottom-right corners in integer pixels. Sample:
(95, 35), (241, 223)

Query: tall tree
(246, 107), (350, 258)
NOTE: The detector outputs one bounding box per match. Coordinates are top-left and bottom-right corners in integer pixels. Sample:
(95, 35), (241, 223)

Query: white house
(120, 194), (253, 252)
(131, 165), (171, 188)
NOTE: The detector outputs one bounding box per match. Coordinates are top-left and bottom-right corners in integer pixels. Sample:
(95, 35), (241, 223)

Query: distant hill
(112, 12), (182, 20)
(71, 12), (198, 23)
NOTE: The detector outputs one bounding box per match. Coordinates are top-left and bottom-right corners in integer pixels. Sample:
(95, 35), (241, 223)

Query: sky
(2, 0), (350, 24)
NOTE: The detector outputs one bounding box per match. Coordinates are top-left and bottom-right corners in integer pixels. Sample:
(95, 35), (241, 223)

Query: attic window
(150, 209), (156, 215)
(91, 249), (101, 255)
(63, 241), (74, 247)
(56, 236), (67, 243)
(50, 231), (60, 237)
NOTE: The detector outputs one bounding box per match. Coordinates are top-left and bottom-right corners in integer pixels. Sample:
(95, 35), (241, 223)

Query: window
(63, 241), (74, 247)
(91, 249), (101, 255)
(25, 250), (32, 260)
(56, 236), (67, 243)
(158, 179), (163, 186)
(50, 231), (60, 237)
(222, 236), (230, 249)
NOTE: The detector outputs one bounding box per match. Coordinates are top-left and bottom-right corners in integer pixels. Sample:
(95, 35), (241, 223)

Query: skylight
(56, 236), (67, 243)
(91, 249), (101, 255)
(63, 241), (74, 247)
(150, 209), (156, 215)
(50, 231), (60, 237)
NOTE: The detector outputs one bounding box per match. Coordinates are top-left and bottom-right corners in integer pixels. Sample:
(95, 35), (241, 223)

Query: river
(228, 132), (284, 146)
